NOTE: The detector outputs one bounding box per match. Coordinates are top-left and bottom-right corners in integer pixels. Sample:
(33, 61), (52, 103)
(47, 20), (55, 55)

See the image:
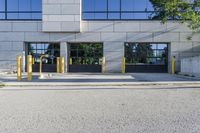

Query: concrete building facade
(0, 0), (200, 73)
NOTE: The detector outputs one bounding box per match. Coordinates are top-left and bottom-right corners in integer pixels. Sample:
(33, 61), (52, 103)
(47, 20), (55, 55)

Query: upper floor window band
(0, 0), (42, 20)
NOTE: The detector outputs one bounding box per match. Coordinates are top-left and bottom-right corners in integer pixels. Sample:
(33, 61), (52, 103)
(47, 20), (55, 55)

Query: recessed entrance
(26, 43), (60, 72)
(69, 43), (103, 73)
(125, 43), (168, 73)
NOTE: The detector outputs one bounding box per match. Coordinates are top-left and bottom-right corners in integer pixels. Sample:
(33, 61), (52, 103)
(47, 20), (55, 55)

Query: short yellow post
(60, 57), (65, 73)
(17, 55), (22, 81)
(70, 57), (72, 65)
(57, 57), (60, 73)
(27, 55), (32, 81)
(102, 57), (106, 73)
(172, 56), (176, 74)
(122, 57), (126, 74)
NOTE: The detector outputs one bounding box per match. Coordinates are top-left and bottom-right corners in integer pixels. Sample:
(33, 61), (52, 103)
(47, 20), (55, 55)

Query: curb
(3, 82), (200, 87)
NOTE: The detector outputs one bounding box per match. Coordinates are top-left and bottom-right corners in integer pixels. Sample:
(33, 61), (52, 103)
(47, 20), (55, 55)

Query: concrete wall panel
(42, 0), (80, 32)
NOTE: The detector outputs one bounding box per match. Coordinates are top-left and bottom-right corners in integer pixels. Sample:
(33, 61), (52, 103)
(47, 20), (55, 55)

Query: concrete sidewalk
(0, 73), (200, 87)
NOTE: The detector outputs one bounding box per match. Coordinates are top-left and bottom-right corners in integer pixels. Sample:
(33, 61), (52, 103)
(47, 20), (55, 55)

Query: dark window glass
(125, 43), (168, 65)
(70, 43), (103, 65)
(28, 43), (60, 65)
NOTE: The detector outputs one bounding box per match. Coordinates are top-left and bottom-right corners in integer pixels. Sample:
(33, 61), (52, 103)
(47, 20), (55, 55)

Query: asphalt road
(0, 86), (200, 133)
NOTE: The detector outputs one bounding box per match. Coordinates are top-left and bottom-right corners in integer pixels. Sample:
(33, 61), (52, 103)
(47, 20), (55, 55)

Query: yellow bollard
(70, 57), (72, 65)
(57, 57), (60, 73)
(122, 57), (126, 74)
(102, 57), (106, 73)
(60, 57), (65, 73)
(17, 55), (22, 81)
(172, 56), (176, 74)
(27, 55), (32, 81)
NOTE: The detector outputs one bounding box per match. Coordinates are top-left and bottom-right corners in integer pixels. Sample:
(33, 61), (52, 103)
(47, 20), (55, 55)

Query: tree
(150, 0), (200, 33)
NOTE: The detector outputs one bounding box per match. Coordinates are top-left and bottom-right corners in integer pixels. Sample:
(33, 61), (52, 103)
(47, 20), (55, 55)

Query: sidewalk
(1, 73), (200, 87)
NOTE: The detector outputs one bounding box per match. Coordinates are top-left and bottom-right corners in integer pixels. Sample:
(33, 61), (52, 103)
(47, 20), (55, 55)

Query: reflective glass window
(125, 43), (168, 65)
(28, 43), (60, 65)
(0, 0), (5, 11)
(82, 0), (186, 20)
(0, 0), (42, 20)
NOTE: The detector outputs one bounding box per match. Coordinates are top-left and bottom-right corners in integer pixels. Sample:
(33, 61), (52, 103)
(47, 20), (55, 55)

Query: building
(0, 0), (199, 73)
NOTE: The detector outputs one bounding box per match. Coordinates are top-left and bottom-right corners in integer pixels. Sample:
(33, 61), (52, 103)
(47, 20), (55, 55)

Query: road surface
(0, 85), (199, 133)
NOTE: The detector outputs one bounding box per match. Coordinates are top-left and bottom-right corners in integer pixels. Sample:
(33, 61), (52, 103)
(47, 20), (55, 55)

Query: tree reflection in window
(125, 43), (168, 65)
(70, 43), (103, 65)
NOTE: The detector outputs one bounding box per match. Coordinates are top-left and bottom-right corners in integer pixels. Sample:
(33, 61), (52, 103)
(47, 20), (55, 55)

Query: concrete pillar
(103, 42), (124, 73)
(60, 42), (69, 72)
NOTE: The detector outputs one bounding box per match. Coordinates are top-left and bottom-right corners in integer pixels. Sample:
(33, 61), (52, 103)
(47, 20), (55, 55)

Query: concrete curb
(3, 81), (200, 87)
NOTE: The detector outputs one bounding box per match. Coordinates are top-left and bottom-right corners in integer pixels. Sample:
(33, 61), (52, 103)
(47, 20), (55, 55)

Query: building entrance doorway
(125, 43), (168, 73)
(26, 43), (60, 72)
(69, 43), (103, 72)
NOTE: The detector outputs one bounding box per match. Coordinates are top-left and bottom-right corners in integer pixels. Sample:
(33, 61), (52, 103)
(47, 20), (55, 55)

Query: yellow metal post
(57, 57), (60, 73)
(122, 57), (126, 74)
(27, 55), (32, 81)
(70, 57), (72, 65)
(17, 55), (22, 81)
(172, 56), (176, 74)
(60, 57), (65, 73)
(102, 57), (106, 73)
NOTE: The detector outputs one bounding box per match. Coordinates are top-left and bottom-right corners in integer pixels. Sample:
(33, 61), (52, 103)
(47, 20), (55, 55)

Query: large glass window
(0, 0), (42, 20)
(70, 43), (103, 65)
(125, 43), (168, 65)
(28, 43), (60, 65)
(82, 0), (156, 20)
